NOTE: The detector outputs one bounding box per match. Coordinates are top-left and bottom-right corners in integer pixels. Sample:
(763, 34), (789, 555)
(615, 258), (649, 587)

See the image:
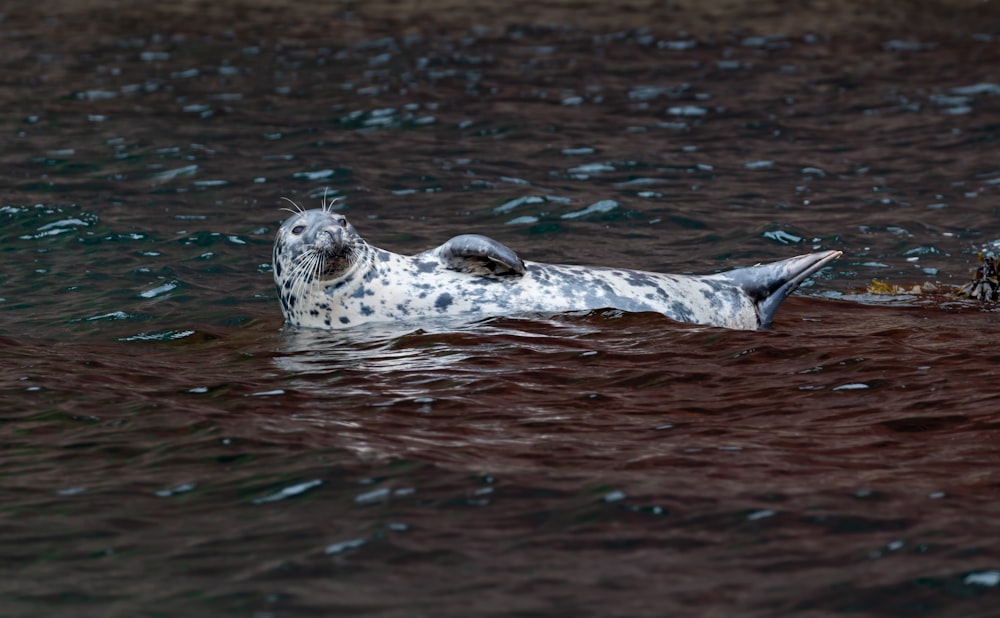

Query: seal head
(273, 209), (364, 321)
(274, 209), (359, 275)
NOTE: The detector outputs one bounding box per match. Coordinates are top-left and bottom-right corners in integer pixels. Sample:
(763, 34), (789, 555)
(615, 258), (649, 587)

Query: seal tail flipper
(719, 250), (842, 327)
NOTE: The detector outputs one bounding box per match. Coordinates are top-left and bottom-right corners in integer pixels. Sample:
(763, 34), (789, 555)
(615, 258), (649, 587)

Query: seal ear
(437, 234), (526, 276)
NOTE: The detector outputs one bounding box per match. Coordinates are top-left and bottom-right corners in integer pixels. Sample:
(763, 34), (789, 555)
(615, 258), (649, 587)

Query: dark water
(3, 5), (1000, 616)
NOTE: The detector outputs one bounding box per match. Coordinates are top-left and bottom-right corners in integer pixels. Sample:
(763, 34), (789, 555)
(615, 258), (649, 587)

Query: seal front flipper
(717, 250), (842, 328)
(436, 234), (526, 276)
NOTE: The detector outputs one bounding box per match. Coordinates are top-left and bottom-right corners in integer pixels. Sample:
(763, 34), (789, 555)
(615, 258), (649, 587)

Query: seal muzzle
(313, 225), (350, 258)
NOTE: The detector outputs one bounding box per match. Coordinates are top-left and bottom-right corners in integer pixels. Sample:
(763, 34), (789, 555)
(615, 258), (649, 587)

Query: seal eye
(337, 218), (348, 228)
(291, 225), (305, 235)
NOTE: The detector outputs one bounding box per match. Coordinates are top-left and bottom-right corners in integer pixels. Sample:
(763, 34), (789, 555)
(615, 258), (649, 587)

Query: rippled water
(3, 4), (1000, 616)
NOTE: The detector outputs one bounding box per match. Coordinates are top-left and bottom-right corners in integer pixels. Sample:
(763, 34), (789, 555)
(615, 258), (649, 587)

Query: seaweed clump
(867, 279), (930, 295)
(955, 253), (1000, 301)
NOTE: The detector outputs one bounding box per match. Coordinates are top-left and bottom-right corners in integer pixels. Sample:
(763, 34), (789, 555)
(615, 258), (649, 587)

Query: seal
(272, 205), (841, 331)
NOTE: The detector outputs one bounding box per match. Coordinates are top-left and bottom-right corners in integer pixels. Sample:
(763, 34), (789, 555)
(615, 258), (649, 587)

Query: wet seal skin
(272, 204), (841, 331)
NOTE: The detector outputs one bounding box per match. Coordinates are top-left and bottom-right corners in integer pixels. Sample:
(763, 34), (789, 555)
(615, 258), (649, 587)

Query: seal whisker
(291, 248), (317, 265)
(280, 196), (305, 214)
(321, 188), (347, 213)
(319, 189), (345, 214)
(317, 254), (327, 282)
(288, 250), (318, 283)
(340, 238), (367, 275)
(290, 252), (321, 303)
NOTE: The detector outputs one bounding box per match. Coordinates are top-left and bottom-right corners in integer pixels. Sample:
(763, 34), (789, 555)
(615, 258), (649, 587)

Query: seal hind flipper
(437, 234), (526, 276)
(718, 250), (842, 327)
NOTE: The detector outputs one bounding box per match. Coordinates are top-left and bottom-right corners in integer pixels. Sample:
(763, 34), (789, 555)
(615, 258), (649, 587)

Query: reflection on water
(3, 2), (1000, 616)
(276, 313), (607, 375)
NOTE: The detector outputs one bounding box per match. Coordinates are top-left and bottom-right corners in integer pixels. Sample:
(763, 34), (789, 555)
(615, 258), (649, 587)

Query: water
(3, 3), (1000, 616)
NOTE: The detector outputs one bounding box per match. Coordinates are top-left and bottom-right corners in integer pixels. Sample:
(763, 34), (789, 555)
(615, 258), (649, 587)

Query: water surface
(3, 3), (1000, 616)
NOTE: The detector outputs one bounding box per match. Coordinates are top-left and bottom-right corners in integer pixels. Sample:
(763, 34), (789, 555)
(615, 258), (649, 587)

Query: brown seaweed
(866, 279), (937, 296)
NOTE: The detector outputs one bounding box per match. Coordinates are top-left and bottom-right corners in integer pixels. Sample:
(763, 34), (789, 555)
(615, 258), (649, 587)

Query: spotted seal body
(273, 208), (841, 331)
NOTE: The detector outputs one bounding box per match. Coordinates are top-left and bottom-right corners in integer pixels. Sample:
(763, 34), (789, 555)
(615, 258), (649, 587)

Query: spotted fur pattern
(273, 209), (840, 331)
